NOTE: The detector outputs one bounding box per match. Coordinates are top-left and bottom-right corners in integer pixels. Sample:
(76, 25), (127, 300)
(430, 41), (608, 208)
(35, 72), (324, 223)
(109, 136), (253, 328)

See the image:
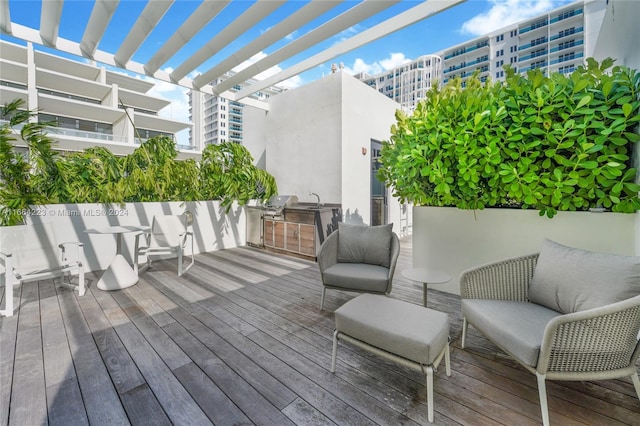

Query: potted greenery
(378, 58), (640, 218)
(377, 58), (640, 295)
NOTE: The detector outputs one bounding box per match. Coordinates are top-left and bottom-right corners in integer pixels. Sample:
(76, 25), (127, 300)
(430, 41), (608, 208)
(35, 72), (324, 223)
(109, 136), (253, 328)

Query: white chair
(0, 222), (85, 317)
(134, 215), (194, 276)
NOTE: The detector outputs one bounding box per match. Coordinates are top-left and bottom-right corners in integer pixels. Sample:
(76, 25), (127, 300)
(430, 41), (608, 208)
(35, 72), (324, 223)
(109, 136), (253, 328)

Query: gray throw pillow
(337, 223), (393, 267)
(529, 239), (640, 314)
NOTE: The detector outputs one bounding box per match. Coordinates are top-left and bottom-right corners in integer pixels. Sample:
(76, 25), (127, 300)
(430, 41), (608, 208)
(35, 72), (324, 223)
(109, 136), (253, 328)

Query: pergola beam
(40, 0), (63, 47)
(211, 0), (398, 95)
(80, 0), (119, 58)
(233, 0), (467, 101)
(193, 0), (342, 90)
(114, 0), (174, 67)
(144, 1), (230, 76)
(170, 0), (286, 83)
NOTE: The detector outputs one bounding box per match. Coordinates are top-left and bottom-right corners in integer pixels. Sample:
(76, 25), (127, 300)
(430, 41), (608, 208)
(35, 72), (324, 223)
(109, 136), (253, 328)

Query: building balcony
(443, 40), (489, 59)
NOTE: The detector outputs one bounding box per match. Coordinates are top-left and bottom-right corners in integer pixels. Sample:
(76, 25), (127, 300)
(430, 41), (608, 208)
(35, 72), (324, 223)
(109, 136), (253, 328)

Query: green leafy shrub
(0, 99), (278, 225)
(378, 58), (640, 217)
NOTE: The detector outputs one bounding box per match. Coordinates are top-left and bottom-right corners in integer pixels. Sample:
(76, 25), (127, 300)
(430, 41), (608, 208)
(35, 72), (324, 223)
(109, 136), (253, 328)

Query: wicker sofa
(460, 239), (640, 426)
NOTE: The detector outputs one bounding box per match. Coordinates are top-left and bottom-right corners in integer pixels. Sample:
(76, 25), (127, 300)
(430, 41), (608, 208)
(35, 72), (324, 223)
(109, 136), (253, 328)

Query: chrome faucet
(309, 192), (320, 209)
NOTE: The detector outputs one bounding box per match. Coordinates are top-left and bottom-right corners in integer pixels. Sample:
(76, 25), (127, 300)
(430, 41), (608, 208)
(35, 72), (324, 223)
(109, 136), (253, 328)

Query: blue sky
(4, 0), (575, 143)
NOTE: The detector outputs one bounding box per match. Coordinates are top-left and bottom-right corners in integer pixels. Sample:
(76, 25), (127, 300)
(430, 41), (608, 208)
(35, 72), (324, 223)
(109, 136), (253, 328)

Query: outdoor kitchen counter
(263, 204), (342, 259)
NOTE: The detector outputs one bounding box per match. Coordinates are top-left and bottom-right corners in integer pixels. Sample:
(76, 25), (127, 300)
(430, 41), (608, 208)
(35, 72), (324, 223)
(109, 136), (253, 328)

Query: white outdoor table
(85, 225), (149, 291)
(401, 267), (451, 307)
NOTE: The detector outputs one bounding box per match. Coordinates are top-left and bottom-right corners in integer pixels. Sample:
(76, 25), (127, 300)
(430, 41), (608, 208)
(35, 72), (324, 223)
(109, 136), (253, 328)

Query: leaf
(576, 95), (592, 110)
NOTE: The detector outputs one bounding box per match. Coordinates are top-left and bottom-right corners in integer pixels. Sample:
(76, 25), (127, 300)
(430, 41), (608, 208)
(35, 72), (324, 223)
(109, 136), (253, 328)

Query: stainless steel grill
(262, 195), (298, 217)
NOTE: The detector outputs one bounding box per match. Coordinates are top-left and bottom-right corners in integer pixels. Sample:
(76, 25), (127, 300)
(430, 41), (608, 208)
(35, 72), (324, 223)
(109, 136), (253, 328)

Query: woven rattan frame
(459, 253), (640, 426)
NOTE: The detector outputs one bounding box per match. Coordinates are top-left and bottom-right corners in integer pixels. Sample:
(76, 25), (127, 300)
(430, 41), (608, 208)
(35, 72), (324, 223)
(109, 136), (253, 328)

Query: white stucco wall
(264, 71), (401, 228)
(242, 105), (268, 170)
(340, 72), (399, 225)
(413, 207), (637, 295)
(265, 72), (343, 205)
(22, 201), (245, 273)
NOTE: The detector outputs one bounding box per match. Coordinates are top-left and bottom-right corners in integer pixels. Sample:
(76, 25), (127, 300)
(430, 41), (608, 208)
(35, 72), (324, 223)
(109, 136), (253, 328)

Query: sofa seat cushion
(529, 239), (640, 314)
(322, 263), (390, 293)
(462, 299), (561, 367)
(335, 294), (449, 365)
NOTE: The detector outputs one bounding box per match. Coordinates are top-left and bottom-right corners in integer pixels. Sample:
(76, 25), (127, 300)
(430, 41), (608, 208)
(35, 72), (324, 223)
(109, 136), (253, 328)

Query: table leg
(98, 233), (138, 290)
(115, 233), (123, 255)
(97, 254), (139, 290)
(423, 283), (428, 307)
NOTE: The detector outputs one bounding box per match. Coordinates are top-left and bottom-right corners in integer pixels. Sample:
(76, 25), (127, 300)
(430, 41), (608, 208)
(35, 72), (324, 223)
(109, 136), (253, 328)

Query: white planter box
(412, 206), (638, 295)
(22, 201), (245, 273)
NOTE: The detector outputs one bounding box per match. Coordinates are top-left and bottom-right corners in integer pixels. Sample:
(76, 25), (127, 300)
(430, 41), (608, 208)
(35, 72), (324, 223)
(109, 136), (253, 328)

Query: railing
(444, 56), (489, 74)
(550, 26), (583, 41)
(520, 19), (548, 34)
(444, 40), (489, 59)
(519, 62), (548, 72)
(519, 38), (548, 51)
(519, 49), (548, 62)
(549, 8), (582, 24)
(550, 52), (583, 65)
(550, 39), (584, 53)
(49, 127), (127, 143)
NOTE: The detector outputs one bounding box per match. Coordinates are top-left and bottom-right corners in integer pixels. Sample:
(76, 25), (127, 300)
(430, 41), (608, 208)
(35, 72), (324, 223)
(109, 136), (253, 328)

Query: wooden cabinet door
(264, 219), (274, 247)
(299, 224), (315, 256)
(273, 221), (285, 249)
(285, 222), (299, 252)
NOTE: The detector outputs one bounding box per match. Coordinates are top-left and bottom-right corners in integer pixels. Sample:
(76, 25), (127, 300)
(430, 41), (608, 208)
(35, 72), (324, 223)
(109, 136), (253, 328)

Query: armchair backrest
(0, 222), (61, 272)
(150, 215), (188, 248)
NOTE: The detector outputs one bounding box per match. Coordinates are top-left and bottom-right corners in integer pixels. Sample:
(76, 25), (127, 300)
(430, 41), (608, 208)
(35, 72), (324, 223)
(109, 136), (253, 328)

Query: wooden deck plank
(0, 285), (19, 426)
(2, 236), (639, 425)
(9, 282), (47, 425)
(90, 284), (212, 425)
(54, 281), (131, 425)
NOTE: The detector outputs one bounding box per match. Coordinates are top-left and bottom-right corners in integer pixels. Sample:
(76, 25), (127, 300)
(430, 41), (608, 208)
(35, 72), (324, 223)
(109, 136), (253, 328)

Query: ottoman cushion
(335, 294), (449, 365)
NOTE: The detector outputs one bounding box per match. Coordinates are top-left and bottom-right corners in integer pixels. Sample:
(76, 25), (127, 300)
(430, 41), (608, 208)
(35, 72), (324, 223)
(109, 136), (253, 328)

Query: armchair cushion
(322, 263), (391, 293)
(462, 299), (561, 367)
(529, 239), (640, 314)
(337, 223), (393, 267)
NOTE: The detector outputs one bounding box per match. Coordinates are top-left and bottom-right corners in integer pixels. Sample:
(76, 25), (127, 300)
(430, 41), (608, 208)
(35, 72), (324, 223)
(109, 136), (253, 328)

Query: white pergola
(0, 0), (465, 109)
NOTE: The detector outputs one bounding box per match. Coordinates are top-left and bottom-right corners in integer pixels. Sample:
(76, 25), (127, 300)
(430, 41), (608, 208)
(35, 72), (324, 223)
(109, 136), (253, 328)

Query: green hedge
(0, 99), (277, 225)
(378, 58), (640, 217)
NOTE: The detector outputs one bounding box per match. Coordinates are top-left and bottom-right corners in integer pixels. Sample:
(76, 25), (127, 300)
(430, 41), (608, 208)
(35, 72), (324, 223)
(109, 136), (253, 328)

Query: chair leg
(78, 266), (86, 296)
(536, 372), (550, 426)
(461, 317), (468, 348)
(631, 372), (640, 402)
(423, 365), (435, 423)
(320, 287), (327, 310)
(177, 250), (183, 276)
(1, 272), (14, 317)
(330, 329), (339, 373)
(444, 340), (451, 377)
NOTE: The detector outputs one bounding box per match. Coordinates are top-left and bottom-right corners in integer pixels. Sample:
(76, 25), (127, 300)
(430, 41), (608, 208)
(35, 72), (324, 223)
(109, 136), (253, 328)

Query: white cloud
(461, 0), (572, 36)
(342, 52), (412, 76)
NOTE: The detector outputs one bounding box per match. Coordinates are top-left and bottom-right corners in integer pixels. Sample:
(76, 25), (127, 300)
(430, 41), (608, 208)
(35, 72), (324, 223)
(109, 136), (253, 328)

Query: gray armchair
(318, 223), (400, 310)
(460, 239), (640, 426)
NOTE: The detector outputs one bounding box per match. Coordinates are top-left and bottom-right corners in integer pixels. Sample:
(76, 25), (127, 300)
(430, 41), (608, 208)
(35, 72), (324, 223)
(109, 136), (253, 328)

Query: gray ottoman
(331, 294), (451, 423)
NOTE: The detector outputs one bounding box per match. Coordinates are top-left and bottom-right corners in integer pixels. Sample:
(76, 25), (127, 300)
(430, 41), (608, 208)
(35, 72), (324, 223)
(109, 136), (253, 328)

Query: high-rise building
(359, 0), (606, 110)
(189, 74), (284, 147)
(355, 55), (442, 112)
(0, 40), (192, 156)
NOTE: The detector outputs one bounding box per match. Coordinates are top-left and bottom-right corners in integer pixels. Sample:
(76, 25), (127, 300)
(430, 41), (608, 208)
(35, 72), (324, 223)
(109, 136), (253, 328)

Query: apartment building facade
(0, 40), (192, 156)
(189, 75), (284, 148)
(356, 55), (442, 112)
(360, 0), (606, 110)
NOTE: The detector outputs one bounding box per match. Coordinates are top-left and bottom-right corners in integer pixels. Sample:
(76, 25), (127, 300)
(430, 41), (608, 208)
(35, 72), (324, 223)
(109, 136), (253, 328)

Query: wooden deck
(1, 237), (639, 425)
